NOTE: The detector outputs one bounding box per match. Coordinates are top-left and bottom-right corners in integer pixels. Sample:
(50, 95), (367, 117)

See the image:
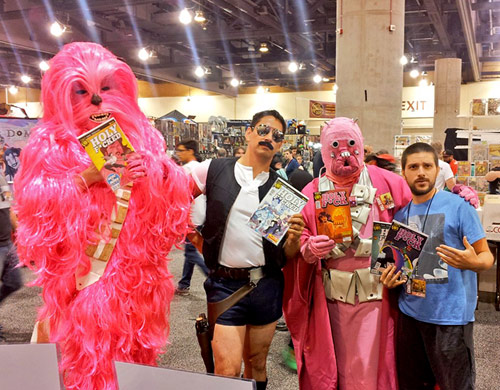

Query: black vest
(201, 158), (286, 275)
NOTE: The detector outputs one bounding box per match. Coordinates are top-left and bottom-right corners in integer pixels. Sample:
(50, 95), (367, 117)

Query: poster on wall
(0, 117), (38, 183)
(309, 100), (336, 119)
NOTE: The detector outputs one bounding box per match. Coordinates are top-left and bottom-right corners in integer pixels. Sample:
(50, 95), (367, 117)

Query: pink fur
(14, 42), (191, 390)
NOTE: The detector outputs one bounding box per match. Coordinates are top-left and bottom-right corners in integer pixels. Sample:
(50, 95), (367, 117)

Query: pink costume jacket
(283, 164), (412, 390)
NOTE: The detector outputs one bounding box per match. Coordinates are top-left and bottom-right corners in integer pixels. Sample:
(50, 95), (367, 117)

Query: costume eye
(331, 141), (339, 148)
(101, 86), (110, 91)
(349, 139), (356, 146)
(75, 89), (87, 95)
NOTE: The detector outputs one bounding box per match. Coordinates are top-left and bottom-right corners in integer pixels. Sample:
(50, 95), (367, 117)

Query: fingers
(463, 236), (471, 248)
(380, 264), (406, 289)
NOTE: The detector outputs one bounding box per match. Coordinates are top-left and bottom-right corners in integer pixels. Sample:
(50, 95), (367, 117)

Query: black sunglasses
(253, 124), (284, 143)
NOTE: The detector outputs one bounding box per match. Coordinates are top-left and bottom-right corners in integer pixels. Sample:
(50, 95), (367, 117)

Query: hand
(452, 184), (479, 209)
(284, 214), (305, 259)
(380, 264), (406, 289)
(436, 236), (479, 270)
(125, 153), (147, 180)
(75, 164), (103, 191)
(300, 235), (336, 263)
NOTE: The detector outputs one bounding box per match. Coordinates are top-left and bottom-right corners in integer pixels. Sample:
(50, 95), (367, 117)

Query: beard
(408, 178), (436, 196)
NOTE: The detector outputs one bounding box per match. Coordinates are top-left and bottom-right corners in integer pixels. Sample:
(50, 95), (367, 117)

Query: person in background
(442, 149), (458, 176)
(233, 147), (245, 158)
(283, 149), (299, 177)
(271, 153), (287, 180)
(175, 140), (209, 295)
(486, 166), (500, 194)
(431, 141), (456, 191)
(217, 147), (227, 158)
(0, 172), (23, 340)
(189, 109), (304, 390)
(381, 142), (493, 390)
(365, 153), (397, 172)
(295, 154), (305, 170)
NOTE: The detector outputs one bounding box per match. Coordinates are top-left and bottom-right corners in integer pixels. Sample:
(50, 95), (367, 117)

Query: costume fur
(14, 42), (191, 390)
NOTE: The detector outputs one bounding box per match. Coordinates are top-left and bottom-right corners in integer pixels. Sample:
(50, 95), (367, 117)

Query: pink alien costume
(14, 43), (191, 390)
(283, 118), (412, 390)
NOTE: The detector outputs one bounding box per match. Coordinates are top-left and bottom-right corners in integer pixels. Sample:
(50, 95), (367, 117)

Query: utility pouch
(355, 268), (383, 303)
(323, 269), (356, 305)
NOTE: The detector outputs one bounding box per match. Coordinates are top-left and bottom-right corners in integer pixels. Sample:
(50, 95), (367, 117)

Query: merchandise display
(13, 42), (191, 390)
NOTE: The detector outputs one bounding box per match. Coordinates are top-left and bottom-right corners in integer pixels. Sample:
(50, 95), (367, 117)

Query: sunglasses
(254, 124), (284, 143)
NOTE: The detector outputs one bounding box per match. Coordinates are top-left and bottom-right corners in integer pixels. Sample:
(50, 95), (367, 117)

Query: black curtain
(444, 128), (468, 161)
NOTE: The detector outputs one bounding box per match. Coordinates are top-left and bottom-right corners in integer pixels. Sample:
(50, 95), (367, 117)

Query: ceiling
(1, 0), (500, 97)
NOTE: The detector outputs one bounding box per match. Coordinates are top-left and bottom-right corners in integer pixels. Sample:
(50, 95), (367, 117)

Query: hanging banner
(309, 100), (336, 119)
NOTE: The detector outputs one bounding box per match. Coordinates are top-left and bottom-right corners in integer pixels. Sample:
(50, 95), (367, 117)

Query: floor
(1, 247), (499, 390)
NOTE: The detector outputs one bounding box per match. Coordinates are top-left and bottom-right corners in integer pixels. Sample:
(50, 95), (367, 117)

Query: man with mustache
(189, 110), (304, 390)
(381, 142), (493, 390)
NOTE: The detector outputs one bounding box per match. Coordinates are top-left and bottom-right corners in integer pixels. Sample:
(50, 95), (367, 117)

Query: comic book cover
(370, 220), (428, 278)
(370, 221), (392, 274)
(471, 142), (489, 161)
(457, 161), (471, 176)
(468, 176), (476, 189)
(471, 98), (486, 116)
(474, 161), (488, 177)
(491, 158), (500, 169)
(488, 98), (500, 115)
(456, 176), (469, 185)
(78, 118), (135, 192)
(476, 177), (489, 193)
(248, 177), (308, 245)
(489, 144), (500, 159)
(313, 190), (353, 244)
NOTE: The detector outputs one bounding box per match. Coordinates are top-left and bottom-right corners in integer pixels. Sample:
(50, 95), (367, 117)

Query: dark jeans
(397, 311), (475, 390)
(178, 239), (209, 289)
(0, 243), (23, 305)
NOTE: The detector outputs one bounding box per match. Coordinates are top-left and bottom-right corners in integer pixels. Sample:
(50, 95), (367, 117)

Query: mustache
(259, 141), (274, 150)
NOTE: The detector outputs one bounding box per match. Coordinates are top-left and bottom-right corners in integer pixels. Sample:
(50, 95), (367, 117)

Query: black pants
(397, 311), (475, 390)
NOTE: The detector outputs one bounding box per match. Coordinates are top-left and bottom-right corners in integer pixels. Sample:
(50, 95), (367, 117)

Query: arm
(485, 170), (500, 182)
(436, 236), (494, 272)
(445, 176), (456, 191)
(283, 213), (305, 259)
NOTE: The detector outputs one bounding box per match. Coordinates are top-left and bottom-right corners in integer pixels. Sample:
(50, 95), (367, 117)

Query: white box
(482, 195), (500, 242)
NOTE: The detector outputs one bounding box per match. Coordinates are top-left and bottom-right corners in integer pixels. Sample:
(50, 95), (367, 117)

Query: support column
(433, 58), (462, 143)
(335, 0), (405, 152)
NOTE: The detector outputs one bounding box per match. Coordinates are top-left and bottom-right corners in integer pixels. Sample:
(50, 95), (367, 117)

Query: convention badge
(410, 277), (426, 298)
(379, 192), (395, 210)
(375, 196), (385, 212)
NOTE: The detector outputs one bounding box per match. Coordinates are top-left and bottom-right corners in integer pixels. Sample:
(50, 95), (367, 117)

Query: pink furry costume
(283, 118), (412, 390)
(14, 42), (191, 390)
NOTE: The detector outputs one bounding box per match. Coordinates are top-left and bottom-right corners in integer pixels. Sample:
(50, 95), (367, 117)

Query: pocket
(355, 268), (383, 303)
(323, 269), (356, 304)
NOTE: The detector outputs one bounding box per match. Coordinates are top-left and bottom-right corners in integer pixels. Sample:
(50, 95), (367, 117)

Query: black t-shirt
(0, 208), (12, 246)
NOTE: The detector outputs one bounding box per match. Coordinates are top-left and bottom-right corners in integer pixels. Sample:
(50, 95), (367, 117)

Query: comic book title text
(89, 124), (122, 153)
(321, 191), (348, 208)
(394, 228), (425, 250)
(278, 189), (304, 212)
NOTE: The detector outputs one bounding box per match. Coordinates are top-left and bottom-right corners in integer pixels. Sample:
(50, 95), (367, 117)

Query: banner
(309, 100), (336, 119)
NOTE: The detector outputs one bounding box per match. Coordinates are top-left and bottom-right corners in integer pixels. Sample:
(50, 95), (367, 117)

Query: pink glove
(452, 184), (479, 209)
(301, 235), (336, 263)
(125, 153), (147, 180)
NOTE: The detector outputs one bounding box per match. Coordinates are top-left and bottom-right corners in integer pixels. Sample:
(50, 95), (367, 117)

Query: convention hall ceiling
(0, 0), (499, 96)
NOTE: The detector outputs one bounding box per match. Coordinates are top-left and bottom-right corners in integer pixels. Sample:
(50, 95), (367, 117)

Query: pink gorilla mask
(321, 117), (365, 187)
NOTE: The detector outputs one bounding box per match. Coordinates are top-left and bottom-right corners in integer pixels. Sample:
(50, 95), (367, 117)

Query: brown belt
(212, 265), (264, 280)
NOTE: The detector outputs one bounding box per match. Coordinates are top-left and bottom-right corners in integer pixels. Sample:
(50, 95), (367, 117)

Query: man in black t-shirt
(0, 173), (23, 340)
(486, 167), (500, 194)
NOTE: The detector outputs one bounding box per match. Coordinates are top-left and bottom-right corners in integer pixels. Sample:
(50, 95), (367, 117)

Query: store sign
(401, 86), (434, 118)
(309, 100), (336, 119)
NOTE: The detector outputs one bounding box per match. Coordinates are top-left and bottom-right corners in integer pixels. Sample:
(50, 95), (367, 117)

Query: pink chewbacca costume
(14, 43), (191, 390)
(283, 118), (412, 390)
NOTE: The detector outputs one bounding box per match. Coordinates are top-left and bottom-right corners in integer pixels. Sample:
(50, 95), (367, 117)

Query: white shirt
(182, 160), (206, 227)
(435, 159), (454, 191)
(191, 159), (268, 268)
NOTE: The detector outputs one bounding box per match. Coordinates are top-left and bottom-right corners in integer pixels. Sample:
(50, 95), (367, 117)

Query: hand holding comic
(284, 213), (305, 259)
(75, 164), (104, 191)
(301, 235), (336, 263)
(125, 152), (147, 180)
(380, 264), (407, 289)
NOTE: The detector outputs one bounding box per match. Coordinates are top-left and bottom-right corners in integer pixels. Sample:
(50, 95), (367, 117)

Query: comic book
(456, 176), (469, 185)
(474, 161), (488, 177)
(370, 221), (392, 274)
(313, 190), (353, 244)
(370, 220), (428, 278)
(471, 98), (486, 116)
(457, 161), (471, 176)
(476, 177), (489, 193)
(78, 118), (135, 192)
(471, 142), (489, 161)
(248, 177), (309, 245)
(488, 98), (500, 115)
(489, 144), (500, 159)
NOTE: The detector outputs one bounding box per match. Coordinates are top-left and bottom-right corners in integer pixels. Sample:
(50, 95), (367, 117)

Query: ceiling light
(39, 60), (50, 71)
(230, 78), (239, 87)
(194, 10), (206, 23)
(256, 86), (265, 94)
(138, 48), (152, 61)
(322, 77), (329, 82)
(21, 75), (32, 84)
(409, 69), (419, 78)
(259, 42), (269, 53)
(299, 62), (306, 70)
(418, 79), (428, 87)
(247, 45), (255, 52)
(8, 86), (18, 95)
(400, 55), (408, 65)
(313, 74), (322, 83)
(421, 71), (428, 76)
(179, 8), (192, 25)
(194, 66), (205, 78)
(50, 21), (66, 37)
(288, 61), (298, 73)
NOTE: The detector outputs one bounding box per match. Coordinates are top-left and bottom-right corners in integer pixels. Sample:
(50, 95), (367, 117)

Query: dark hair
(271, 153), (285, 170)
(178, 139), (202, 162)
(250, 110), (286, 133)
(233, 146), (245, 156)
(401, 142), (438, 170)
